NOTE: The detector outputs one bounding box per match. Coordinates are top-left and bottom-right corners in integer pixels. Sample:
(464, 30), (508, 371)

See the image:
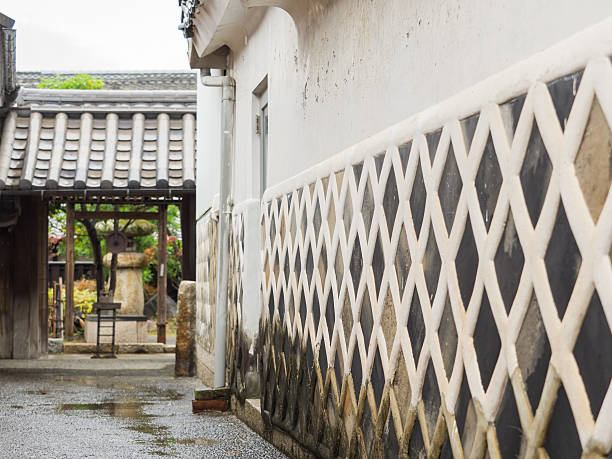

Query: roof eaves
(0, 12), (14, 29)
(19, 88), (197, 105)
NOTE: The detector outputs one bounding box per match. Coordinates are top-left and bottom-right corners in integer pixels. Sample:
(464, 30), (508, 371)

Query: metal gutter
(203, 73), (236, 389)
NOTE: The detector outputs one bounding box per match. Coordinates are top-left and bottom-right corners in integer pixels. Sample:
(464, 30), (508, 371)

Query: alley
(0, 355), (285, 458)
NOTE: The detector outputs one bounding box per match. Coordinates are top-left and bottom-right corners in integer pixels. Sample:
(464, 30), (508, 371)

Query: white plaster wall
(192, 0), (612, 391)
(235, 199), (262, 337)
(218, 0), (612, 204)
(196, 70), (222, 218)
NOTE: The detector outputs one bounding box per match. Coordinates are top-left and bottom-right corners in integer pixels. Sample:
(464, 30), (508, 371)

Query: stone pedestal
(84, 315), (149, 344)
(103, 252), (147, 315)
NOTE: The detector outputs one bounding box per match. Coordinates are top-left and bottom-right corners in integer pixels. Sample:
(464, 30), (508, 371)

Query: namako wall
(192, 2), (612, 457)
(257, 30), (612, 457)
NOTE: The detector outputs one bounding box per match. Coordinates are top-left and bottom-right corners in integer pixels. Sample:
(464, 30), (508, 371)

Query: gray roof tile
(0, 88), (196, 191)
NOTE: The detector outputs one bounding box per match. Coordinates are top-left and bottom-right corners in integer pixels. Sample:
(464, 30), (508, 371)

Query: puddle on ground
(52, 376), (183, 401)
(141, 386), (183, 401)
(135, 436), (216, 457)
(56, 399), (181, 456)
(56, 401), (154, 419)
(128, 423), (169, 435)
(177, 438), (217, 446)
(53, 381), (198, 457)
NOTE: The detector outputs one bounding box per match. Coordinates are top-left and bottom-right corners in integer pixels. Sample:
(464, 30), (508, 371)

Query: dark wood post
(0, 225), (14, 357)
(157, 204), (167, 343)
(109, 206), (119, 295)
(38, 200), (48, 353)
(180, 194), (196, 281)
(65, 203), (75, 338)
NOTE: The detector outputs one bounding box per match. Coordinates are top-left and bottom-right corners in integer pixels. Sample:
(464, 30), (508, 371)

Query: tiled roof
(0, 88), (196, 191)
(17, 71), (197, 91)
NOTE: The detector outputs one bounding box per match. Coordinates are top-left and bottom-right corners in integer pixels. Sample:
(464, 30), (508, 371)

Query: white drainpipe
(202, 73), (236, 388)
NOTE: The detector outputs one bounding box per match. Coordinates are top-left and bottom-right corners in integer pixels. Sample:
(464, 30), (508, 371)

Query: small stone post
(175, 280), (196, 376)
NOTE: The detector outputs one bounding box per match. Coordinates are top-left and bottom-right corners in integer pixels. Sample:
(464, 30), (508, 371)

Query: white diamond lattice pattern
(258, 57), (612, 458)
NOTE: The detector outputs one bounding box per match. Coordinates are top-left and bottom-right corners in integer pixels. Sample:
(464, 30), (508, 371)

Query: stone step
(62, 342), (175, 354)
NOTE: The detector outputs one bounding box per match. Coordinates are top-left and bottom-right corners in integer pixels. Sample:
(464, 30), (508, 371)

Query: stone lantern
(97, 219), (156, 315)
(84, 219), (157, 345)
(102, 252), (147, 315)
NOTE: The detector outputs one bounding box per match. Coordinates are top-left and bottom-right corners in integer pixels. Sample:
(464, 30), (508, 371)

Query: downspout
(202, 73), (236, 388)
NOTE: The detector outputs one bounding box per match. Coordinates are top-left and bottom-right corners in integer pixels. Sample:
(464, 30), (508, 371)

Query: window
(253, 77), (268, 198)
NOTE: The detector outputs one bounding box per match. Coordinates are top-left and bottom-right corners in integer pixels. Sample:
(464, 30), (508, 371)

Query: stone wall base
(231, 396), (316, 459)
(195, 344), (215, 388)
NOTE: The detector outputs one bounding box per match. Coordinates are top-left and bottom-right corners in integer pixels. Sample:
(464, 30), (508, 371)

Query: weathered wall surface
(258, 27), (612, 458)
(192, 2), (612, 456)
(195, 210), (218, 386)
(227, 0), (612, 205)
(0, 197), (48, 359)
(194, 200), (262, 398)
(227, 200), (262, 400)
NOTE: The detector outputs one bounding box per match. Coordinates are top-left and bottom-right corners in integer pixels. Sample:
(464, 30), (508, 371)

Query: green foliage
(48, 203), (95, 261)
(136, 204), (182, 290)
(48, 203), (183, 292)
(142, 266), (154, 284)
(48, 280), (97, 315)
(38, 74), (104, 90)
(167, 205), (182, 237)
(142, 232), (182, 290)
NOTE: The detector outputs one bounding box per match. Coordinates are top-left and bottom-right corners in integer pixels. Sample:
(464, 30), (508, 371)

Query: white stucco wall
(191, 0), (612, 396)
(196, 70), (222, 218)
(209, 0), (612, 205)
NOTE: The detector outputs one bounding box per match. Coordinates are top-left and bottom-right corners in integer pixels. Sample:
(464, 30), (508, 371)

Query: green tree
(49, 203), (183, 299)
(38, 74), (104, 90)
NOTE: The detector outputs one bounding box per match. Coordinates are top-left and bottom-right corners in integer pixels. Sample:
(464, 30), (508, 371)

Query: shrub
(38, 74), (104, 90)
(48, 279), (97, 315)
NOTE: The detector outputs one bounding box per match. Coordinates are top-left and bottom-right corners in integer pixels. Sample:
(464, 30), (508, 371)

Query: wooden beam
(157, 204), (168, 344)
(48, 198), (185, 207)
(65, 203), (75, 338)
(74, 211), (159, 220)
(47, 194), (189, 202)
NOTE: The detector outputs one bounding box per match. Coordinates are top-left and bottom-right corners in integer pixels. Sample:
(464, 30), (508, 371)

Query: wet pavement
(0, 355), (285, 458)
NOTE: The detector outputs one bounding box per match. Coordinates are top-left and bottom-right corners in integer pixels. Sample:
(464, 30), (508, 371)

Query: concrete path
(0, 355), (286, 458)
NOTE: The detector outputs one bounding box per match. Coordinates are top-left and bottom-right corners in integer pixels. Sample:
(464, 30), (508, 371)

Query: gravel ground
(0, 355), (285, 459)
